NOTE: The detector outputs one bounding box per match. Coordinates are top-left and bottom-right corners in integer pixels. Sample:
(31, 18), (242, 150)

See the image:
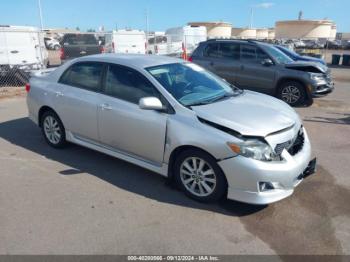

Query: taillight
(59, 48), (65, 60)
(25, 83), (30, 93)
(188, 56), (193, 62)
(100, 46), (105, 53)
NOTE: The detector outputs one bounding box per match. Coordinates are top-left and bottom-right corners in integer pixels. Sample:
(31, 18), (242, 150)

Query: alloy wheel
(281, 85), (301, 104)
(180, 157), (217, 197)
(43, 116), (62, 145)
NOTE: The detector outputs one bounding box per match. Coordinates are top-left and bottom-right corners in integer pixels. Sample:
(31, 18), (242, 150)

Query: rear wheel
(277, 81), (306, 106)
(41, 111), (66, 148)
(174, 149), (227, 202)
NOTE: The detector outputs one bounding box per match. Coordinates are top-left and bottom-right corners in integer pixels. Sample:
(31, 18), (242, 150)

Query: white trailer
(0, 25), (48, 70)
(0, 25), (48, 85)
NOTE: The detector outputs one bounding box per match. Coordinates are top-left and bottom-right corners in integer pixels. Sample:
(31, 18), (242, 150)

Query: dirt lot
(0, 68), (349, 256)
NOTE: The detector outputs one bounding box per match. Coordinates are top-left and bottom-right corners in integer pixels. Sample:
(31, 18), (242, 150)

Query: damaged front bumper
(219, 130), (316, 205)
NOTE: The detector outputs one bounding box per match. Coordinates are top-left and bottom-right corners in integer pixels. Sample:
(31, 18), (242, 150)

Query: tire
(41, 110), (67, 148)
(277, 81), (307, 106)
(174, 149), (227, 202)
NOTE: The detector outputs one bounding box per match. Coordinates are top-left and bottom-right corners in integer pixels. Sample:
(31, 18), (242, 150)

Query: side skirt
(65, 131), (169, 177)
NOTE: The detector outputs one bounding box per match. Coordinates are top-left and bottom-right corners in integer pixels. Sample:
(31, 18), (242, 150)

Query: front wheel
(174, 149), (227, 202)
(277, 81), (307, 106)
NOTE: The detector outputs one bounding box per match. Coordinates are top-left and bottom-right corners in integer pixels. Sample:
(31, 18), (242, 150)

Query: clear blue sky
(1, 0), (349, 32)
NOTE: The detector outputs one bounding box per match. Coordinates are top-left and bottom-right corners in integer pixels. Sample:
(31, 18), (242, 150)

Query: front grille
(275, 141), (292, 155)
(274, 128), (305, 156)
(288, 129), (305, 156)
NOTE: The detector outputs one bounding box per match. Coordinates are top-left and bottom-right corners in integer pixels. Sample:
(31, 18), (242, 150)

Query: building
(231, 28), (256, 39)
(188, 22), (232, 38)
(275, 20), (336, 40)
(256, 28), (269, 39)
(231, 27), (274, 40)
(268, 28), (275, 39)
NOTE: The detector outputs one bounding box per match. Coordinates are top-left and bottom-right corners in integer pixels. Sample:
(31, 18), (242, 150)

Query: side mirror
(261, 58), (274, 66)
(139, 97), (164, 111)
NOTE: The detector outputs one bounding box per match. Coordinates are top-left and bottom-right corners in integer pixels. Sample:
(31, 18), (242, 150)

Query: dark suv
(190, 39), (334, 106)
(60, 34), (102, 62)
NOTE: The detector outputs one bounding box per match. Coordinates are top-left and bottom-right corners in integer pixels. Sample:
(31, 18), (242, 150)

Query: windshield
(277, 46), (298, 58)
(146, 63), (242, 106)
(262, 45), (294, 64)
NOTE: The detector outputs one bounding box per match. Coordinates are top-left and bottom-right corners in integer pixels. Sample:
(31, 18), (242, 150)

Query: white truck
(0, 25), (48, 85)
(165, 25), (207, 57)
(105, 29), (146, 54)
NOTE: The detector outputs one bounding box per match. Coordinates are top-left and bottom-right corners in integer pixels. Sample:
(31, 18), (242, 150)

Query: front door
(236, 44), (276, 94)
(98, 64), (167, 165)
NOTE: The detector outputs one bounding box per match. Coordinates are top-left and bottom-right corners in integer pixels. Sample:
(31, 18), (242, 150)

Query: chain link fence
(1, 27), (350, 89)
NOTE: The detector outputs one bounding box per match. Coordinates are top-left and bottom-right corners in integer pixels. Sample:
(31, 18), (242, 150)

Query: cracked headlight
(227, 140), (277, 161)
(310, 73), (326, 83)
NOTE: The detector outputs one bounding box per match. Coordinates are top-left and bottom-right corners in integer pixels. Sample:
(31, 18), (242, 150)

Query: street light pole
(38, 0), (44, 30)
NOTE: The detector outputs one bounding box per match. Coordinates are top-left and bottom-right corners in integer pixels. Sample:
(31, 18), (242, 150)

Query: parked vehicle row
(27, 54), (316, 205)
(44, 37), (61, 50)
(190, 39), (333, 106)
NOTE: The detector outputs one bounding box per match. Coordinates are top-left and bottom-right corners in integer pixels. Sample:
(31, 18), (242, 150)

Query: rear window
(203, 43), (220, 58)
(61, 34), (98, 45)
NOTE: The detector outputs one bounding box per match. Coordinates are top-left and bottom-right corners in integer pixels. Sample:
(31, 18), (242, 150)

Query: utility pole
(145, 8), (149, 42)
(38, 0), (44, 30)
(249, 7), (254, 29)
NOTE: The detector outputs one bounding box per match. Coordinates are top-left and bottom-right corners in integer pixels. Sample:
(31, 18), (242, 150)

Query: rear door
(236, 44), (276, 94)
(54, 62), (104, 142)
(98, 64), (167, 165)
(193, 42), (240, 85)
(5, 31), (38, 65)
(0, 31), (9, 65)
(193, 43), (221, 74)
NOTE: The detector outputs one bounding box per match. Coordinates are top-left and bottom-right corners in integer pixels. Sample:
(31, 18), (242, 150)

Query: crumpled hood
(192, 91), (300, 137)
(284, 61), (328, 73)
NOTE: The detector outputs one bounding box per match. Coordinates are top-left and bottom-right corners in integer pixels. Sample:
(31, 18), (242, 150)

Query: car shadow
(0, 117), (266, 217)
(304, 113), (350, 125)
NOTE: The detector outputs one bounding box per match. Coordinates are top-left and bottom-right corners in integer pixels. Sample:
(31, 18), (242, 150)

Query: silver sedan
(27, 54), (315, 205)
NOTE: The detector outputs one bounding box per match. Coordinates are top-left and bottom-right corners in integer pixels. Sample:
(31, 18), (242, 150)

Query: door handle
(55, 91), (64, 97)
(100, 103), (112, 111)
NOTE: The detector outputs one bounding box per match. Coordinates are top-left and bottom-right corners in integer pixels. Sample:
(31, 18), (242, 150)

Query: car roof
(203, 39), (274, 47)
(75, 53), (184, 69)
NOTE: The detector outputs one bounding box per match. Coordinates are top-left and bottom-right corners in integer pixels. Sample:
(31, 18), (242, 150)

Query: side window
(256, 48), (270, 61)
(241, 45), (257, 61)
(219, 43), (240, 60)
(105, 65), (160, 104)
(204, 43), (220, 58)
(241, 45), (270, 63)
(59, 62), (103, 92)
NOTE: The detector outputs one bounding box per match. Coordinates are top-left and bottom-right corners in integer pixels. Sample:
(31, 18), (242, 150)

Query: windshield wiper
(186, 101), (212, 107)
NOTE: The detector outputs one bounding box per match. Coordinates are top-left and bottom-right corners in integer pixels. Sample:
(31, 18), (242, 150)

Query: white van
(105, 29), (146, 54)
(165, 26), (207, 57)
(147, 34), (168, 55)
(0, 25), (48, 70)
